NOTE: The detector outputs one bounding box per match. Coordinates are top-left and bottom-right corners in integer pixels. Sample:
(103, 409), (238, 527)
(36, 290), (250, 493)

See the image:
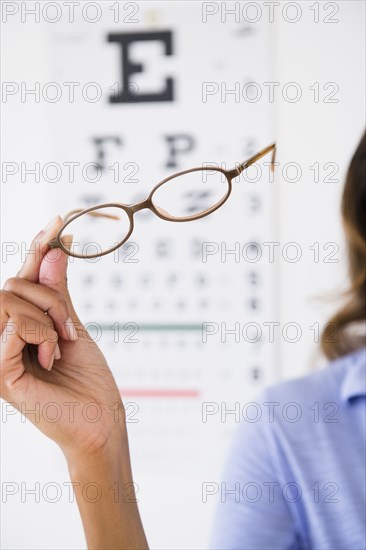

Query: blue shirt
(210, 346), (366, 550)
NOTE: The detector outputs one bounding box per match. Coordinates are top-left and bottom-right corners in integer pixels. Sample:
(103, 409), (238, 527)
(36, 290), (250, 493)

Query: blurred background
(1, 1), (365, 548)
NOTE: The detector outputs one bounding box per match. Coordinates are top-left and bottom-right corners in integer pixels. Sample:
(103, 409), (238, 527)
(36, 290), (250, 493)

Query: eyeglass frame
(48, 142), (276, 259)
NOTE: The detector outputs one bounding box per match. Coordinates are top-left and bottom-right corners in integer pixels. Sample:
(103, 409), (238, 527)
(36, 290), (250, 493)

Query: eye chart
(3, 2), (278, 548)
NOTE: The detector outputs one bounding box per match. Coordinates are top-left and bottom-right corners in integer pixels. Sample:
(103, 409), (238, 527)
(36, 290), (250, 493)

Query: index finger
(17, 216), (63, 283)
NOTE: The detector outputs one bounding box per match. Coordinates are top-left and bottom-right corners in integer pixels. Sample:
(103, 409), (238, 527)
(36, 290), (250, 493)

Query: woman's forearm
(66, 426), (148, 550)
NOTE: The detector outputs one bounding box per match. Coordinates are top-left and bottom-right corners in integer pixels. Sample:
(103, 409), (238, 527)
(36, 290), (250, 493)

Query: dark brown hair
(321, 131), (366, 359)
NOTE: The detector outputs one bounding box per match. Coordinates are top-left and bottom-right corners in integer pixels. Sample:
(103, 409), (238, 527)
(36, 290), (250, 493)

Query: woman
(1, 132), (365, 549)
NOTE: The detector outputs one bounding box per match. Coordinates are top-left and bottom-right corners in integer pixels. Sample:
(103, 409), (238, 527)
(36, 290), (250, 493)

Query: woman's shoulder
(262, 346), (366, 407)
(228, 347), (365, 451)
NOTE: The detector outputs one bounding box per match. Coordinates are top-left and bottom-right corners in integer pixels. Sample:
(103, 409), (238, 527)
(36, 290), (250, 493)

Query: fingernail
(55, 343), (61, 360)
(36, 216), (63, 247)
(43, 216), (61, 233)
(65, 317), (78, 341)
(47, 353), (55, 371)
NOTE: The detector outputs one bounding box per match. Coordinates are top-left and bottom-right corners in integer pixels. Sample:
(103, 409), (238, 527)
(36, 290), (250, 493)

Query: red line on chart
(120, 389), (200, 398)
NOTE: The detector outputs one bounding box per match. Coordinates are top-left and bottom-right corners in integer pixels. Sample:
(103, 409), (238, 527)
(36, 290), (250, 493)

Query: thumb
(17, 216), (63, 283)
(39, 234), (83, 328)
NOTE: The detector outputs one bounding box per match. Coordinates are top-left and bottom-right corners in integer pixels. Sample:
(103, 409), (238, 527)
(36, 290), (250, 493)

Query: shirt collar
(340, 346), (366, 403)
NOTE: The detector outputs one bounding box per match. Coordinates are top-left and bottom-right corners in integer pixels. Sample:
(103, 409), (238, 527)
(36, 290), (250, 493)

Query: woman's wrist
(65, 423), (128, 475)
(66, 435), (137, 517)
(63, 397), (128, 470)
(65, 425), (148, 549)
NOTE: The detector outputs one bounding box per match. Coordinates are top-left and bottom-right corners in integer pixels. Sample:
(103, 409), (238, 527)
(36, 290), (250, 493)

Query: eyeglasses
(48, 143), (276, 259)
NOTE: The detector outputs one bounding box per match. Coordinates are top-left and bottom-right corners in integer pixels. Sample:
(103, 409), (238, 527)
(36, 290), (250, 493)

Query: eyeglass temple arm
(228, 143), (277, 178)
(63, 209), (120, 222)
(48, 209), (121, 250)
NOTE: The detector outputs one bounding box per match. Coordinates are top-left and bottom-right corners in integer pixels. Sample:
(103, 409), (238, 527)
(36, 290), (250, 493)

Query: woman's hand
(0, 217), (124, 461)
(1, 217), (148, 549)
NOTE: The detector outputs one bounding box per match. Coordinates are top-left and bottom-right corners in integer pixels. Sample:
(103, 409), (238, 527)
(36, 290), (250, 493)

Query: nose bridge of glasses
(129, 198), (152, 214)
